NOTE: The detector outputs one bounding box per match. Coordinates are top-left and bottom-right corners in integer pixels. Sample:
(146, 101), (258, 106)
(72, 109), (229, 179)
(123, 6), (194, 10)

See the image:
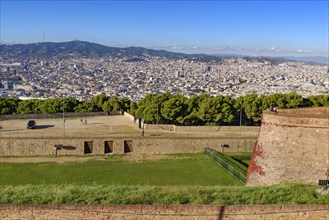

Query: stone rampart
(247, 107), (329, 186)
(1, 205), (328, 220)
(0, 137), (255, 156)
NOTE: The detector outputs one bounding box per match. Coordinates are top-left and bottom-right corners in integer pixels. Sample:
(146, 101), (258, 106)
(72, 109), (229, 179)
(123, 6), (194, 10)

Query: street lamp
(239, 99), (243, 151)
(63, 98), (65, 137)
(156, 101), (159, 134)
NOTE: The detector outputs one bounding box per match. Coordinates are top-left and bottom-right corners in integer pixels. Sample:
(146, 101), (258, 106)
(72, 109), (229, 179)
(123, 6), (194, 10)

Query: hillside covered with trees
(0, 93), (328, 125)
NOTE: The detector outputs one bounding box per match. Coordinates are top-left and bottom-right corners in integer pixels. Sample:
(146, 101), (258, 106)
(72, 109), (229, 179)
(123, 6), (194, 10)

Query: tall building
(3, 81), (14, 90)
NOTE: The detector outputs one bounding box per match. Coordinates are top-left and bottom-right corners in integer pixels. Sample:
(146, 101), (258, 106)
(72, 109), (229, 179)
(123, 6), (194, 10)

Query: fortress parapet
(246, 107), (329, 186)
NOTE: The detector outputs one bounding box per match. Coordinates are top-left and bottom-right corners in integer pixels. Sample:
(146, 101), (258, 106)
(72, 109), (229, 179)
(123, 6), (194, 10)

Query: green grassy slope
(0, 154), (241, 186)
(1, 184), (328, 205)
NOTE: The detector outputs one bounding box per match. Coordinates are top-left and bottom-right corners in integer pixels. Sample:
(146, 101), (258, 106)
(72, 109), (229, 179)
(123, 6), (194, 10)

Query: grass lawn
(1, 153), (328, 205)
(0, 154), (242, 186)
(224, 152), (252, 166)
(1, 184), (328, 205)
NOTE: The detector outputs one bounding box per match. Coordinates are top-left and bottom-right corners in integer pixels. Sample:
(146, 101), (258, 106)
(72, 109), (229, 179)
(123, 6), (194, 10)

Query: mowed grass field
(0, 154), (242, 186)
(1, 153), (328, 205)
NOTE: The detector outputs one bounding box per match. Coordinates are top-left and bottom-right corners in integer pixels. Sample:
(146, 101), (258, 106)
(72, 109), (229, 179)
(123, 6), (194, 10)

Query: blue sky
(1, 0), (328, 57)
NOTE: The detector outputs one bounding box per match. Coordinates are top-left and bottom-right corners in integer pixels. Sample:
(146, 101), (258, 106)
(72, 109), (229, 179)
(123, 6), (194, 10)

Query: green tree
(268, 93), (288, 108)
(198, 95), (236, 125)
(128, 101), (138, 116)
(161, 94), (187, 124)
(74, 101), (98, 112)
(102, 96), (121, 112)
(39, 98), (62, 113)
(117, 97), (131, 111)
(91, 94), (109, 111)
(179, 94), (210, 125)
(285, 92), (304, 108)
(135, 93), (173, 123)
(142, 104), (158, 123)
(0, 97), (21, 114)
(308, 95), (329, 107)
(198, 96), (218, 124)
(16, 99), (42, 114)
(242, 94), (263, 123)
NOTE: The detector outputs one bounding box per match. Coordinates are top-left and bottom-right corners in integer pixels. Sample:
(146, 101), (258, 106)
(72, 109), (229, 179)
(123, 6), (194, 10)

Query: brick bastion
(246, 107), (329, 186)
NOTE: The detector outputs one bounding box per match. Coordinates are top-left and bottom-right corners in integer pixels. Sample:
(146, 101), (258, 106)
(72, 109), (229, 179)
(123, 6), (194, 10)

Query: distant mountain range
(212, 54), (328, 65)
(282, 56), (328, 65)
(0, 40), (327, 65)
(0, 40), (220, 62)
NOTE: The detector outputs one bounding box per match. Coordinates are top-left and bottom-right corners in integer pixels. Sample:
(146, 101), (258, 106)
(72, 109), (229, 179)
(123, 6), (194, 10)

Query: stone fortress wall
(1, 205), (328, 220)
(246, 107), (329, 186)
(0, 111), (257, 156)
(0, 137), (255, 156)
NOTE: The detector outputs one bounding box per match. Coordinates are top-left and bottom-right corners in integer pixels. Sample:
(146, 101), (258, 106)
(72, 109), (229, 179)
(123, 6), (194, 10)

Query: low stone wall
(123, 112), (135, 122)
(174, 126), (260, 133)
(122, 112), (260, 133)
(1, 205), (328, 220)
(0, 137), (256, 156)
(145, 124), (174, 131)
(123, 112), (145, 128)
(144, 124), (260, 133)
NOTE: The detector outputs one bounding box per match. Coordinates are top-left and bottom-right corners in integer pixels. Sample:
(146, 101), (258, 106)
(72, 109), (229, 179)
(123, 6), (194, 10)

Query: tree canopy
(1, 93), (328, 126)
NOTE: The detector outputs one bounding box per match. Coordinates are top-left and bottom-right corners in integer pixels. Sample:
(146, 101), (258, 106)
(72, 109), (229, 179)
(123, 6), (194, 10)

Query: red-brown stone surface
(246, 107), (329, 186)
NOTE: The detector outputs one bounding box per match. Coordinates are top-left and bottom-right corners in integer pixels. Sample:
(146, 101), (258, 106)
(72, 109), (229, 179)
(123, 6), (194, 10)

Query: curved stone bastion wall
(246, 107), (329, 186)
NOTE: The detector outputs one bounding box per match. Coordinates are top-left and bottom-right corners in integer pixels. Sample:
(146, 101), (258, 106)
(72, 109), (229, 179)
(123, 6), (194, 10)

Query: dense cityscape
(1, 1), (329, 217)
(0, 51), (328, 101)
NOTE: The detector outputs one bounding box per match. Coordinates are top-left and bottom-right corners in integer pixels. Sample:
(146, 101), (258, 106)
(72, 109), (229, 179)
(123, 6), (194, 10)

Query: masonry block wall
(246, 107), (329, 186)
(0, 137), (256, 156)
(1, 205), (328, 220)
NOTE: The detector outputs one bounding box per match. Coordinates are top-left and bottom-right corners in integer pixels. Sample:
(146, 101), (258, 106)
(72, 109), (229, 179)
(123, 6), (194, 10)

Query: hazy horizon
(1, 0), (328, 57)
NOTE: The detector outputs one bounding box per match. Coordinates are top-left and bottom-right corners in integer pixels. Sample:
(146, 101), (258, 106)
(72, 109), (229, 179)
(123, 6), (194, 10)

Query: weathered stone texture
(247, 107), (329, 186)
(1, 205), (328, 220)
(0, 137), (256, 156)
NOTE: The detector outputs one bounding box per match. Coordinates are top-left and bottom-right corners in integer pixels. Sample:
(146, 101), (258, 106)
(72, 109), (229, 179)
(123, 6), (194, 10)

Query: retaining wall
(1, 205), (328, 220)
(144, 123), (260, 133)
(0, 137), (255, 156)
(247, 107), (329, 186)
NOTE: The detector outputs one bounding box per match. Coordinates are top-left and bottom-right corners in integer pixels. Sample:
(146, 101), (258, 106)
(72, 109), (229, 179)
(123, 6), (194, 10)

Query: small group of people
(269, 106), (278, 113)
(80, 118), (88, 125)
